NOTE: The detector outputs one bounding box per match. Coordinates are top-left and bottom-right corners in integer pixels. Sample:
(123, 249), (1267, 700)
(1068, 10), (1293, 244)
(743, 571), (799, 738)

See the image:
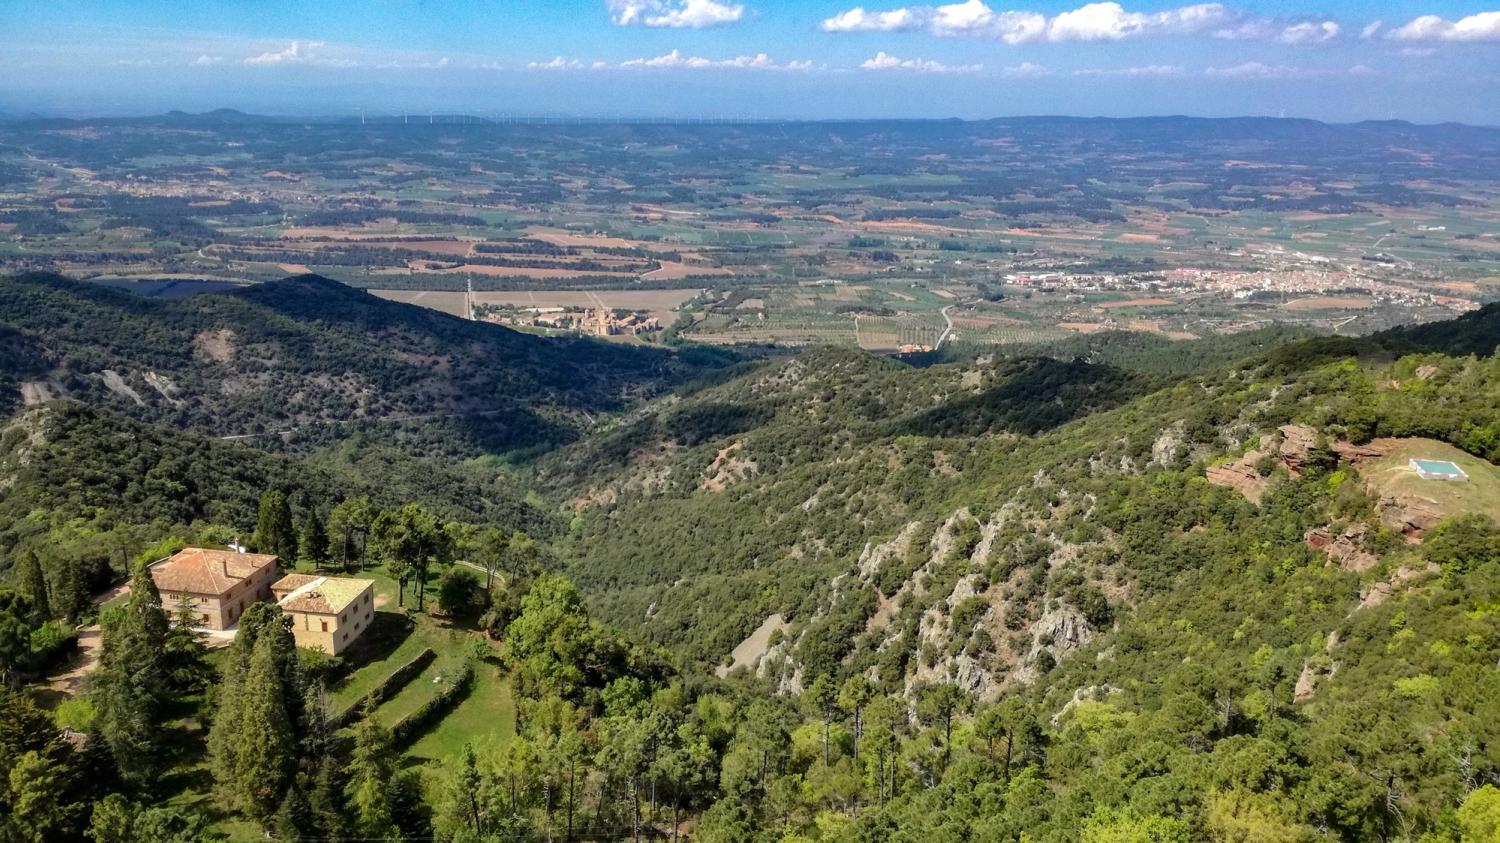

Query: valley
(2, 115), (1500, 842)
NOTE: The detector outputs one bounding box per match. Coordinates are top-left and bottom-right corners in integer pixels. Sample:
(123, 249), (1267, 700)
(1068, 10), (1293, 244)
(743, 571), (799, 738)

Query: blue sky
(2, 1), (1498, 123)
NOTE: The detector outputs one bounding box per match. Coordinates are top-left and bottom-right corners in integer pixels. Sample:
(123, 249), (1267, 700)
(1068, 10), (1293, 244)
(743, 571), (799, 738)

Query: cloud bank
(607, 0), (745, 28)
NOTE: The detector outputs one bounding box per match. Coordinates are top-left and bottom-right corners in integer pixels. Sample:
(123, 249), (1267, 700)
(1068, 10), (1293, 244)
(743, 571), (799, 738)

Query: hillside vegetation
(0, 271), (733, 454)
(3, 276), (1500, 842)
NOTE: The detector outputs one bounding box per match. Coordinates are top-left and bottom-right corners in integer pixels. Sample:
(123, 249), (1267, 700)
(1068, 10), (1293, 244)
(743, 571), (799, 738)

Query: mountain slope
(549, 305), (1500, 682)
(0, 271), (733, 454)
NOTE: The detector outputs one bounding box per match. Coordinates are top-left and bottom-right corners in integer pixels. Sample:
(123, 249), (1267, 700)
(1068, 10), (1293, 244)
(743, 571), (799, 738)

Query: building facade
(150, 548), (280, 630)
(271, 574), (377, 655)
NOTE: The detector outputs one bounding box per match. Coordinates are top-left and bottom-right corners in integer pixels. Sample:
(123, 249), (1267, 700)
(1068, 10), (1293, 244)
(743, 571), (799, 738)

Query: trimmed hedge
(332, 647), (435, 728)
(392, 658), (475, 745)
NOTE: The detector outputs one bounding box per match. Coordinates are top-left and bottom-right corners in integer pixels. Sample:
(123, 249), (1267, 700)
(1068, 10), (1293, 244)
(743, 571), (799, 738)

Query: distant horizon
(4, 1), (1500, 125)
(3, 107), (1498, 131)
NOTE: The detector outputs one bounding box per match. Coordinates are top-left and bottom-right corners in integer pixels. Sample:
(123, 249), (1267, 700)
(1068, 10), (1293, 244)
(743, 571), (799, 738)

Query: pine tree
(298, 509), (329, 571)
(346, 711), (398, 840)
(235, 629), (297, 822)
(93, 562), (170, 788)
(255, 490), (297, 561)
(13, 550), (50, 622)
(210, 603), (305, 820)
(274, 783), (313, 842)
(163, 595), (210, 694)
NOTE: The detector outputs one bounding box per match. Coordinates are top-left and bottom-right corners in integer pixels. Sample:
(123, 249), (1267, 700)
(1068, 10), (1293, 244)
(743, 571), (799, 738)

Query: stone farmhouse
(271, 573), (377, 656)
(150, 547), (279, 630)
(149, 548), (378, 654)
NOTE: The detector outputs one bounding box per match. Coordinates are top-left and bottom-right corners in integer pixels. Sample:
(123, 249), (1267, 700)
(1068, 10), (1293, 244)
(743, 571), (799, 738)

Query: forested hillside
(3, 276), (1500, 842)
(0, 272), (733, 454)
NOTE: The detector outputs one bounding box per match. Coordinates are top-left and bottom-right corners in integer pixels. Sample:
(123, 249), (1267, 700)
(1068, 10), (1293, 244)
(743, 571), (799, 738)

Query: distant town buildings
(484, 306), (661, 337)
(149, 547), (279, 630)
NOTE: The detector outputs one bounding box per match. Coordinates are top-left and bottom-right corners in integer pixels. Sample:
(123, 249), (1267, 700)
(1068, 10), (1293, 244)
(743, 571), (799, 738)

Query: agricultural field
(2, 114), (1498, 349)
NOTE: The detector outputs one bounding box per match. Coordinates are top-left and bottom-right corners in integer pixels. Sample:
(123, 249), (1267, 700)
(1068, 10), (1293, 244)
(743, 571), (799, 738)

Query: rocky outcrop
(1206, 434), (1275, 503)
(1277, 424), (1385, 476)
(1376, 495), (1445, 541)
(700, 440), (758, 492)
(1015, 606), (1094, 685)
(1359, 563), (1439, 610)
(1304, 523), (1379, 572)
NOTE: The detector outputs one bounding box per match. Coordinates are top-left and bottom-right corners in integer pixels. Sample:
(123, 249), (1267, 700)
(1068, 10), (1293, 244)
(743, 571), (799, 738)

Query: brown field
(1284, 296), (1374, 311)
(1097, 298), (1175, 309)
(1060, 322), (1105, 333)
(277, 263), (312, 275)
(643, 260), (733, 280)
(1115, 233), (1165, 244)
(524, 228), (649, 250)
(369, 290), (468, 317)
(859, 220), (975, 235)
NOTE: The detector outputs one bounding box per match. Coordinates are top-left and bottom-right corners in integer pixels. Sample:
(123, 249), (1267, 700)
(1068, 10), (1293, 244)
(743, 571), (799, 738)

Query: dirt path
(42, 580), (131, 695)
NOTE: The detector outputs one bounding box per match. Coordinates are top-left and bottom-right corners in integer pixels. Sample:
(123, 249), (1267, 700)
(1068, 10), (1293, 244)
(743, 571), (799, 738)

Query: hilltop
(0, 272), (734, 454)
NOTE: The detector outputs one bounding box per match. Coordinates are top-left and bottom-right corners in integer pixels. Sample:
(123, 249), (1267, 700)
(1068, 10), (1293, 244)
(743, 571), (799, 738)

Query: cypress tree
(93, 562), (171, 788)
(13, 549), (50, 621)
(236, 628), (297, 823)
(274, 782), (314, 842)
(298, 509), (330, 571)
(255, 490), (297, 561)
(346, 710), (398, 839)
(210, 603), (305, 819)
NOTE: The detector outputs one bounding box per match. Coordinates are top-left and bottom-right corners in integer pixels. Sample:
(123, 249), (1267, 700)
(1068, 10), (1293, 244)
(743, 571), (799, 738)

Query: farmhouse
(150, 548), (280, 630)
(271, 574), (377, 655)
(1410, 458), (1469, 481)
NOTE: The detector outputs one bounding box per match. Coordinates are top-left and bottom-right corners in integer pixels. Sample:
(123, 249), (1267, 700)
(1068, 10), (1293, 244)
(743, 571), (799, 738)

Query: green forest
(2, 273), (1500, 841)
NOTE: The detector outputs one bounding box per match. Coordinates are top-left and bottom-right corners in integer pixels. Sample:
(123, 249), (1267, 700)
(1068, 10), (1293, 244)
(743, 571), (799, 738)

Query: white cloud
(608, 0), (745, 28)
(243, 41), (356, 68)
(1360, 21), (1383, 39)
(1205, 61), (1295, 79)
(859, 51), (982, 73)
(617, 50), (813, 71)
(820, 7), (922, 31)
(1277, 21), (1339, 45)
(1205, 62), (1377, 80)
(190, 55), (224, 66)
(1074, 64), (1182, 77)
(1399, 46), (1437, 57)
(529, 56), (587, 70)
(823, 2), (1234, 43)
(1001, 61), (1050, 77)
(1389, 11), (1500, 42)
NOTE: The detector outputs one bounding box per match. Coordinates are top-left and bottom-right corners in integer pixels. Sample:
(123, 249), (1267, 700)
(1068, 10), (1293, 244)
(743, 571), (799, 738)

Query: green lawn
(408, 655), (515, 763)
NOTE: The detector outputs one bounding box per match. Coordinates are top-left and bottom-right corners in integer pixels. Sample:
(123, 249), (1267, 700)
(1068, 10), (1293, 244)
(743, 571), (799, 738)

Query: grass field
(1359, 438), (1500, 523)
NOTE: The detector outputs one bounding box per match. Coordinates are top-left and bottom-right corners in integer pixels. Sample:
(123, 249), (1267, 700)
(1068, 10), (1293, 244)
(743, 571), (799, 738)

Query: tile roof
(151, 548), (278, 597)
(273, 574), (374, 615)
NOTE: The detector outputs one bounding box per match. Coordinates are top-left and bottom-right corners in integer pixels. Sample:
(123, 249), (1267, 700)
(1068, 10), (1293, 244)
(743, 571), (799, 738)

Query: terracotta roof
(270, 573), (320, 594)
(274, 575), (374, 615)
(151, 548), (278, 597)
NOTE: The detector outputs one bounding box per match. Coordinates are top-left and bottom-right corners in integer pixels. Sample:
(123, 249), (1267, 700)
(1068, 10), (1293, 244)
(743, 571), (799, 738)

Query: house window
(320, 620), (328, 632)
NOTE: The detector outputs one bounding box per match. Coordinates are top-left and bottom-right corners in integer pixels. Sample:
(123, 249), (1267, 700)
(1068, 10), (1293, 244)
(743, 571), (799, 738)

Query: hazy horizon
(4, 1), (1500, 124)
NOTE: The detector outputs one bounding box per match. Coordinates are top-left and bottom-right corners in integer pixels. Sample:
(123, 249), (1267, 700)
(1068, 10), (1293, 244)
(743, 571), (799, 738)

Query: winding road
(934, 305), (955, 350)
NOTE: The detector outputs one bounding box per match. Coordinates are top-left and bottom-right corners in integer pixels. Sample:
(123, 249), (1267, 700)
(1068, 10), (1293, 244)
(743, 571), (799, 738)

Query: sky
(2, 1), (1499, 123)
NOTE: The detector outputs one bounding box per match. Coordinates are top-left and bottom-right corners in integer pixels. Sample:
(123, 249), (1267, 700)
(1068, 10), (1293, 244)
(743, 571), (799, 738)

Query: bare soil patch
(1098, 298), (1174, 309)
(1284, 296), (1374, 311)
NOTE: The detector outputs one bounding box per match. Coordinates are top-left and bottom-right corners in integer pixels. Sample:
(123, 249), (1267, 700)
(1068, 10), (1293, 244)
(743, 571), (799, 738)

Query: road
(934, 305), (955, 350)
